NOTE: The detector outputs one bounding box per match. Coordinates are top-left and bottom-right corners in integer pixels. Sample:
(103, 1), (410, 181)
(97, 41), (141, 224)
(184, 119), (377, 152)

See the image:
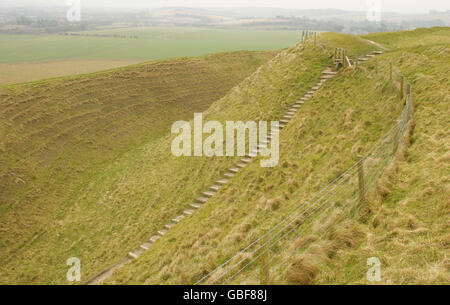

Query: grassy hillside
(97, 33), (395, 285)
(4, 28), (443, 285)
(2, 32), (376, 285)
(362, 27), (450, 50)
(310, 27), (449, 284)
(0, 50), (276, 284)
(106, 29), (448, 285)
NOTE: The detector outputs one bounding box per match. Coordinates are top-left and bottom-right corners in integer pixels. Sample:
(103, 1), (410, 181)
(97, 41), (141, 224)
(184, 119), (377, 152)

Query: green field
(0, 27), (302, 63)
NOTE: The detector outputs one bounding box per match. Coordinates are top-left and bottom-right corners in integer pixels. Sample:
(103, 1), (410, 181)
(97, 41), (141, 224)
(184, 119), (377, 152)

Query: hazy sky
(2, 0), (449, 14)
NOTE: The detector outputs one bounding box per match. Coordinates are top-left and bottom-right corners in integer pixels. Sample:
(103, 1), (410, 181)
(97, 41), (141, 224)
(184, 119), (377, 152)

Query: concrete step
(150, 235), (161, 243)
(216, 178), (229, 184)
(190, 203), (202, 209)
(172, 215), (185, 223)
(236, 163), (247, 168)
(210, 185), (221, 191)
(373, 51), (383, 54)
(241, 158), (252, 163)
(367, 54), (376, 57)
(322, 71), (337, 75)
(165, 222), (176, 229)
(158, 229), (168, 236)
(183, 209), (195, 216)
(292, 104), (301, 108)
(196, 197), (209, 203)
(312, 86), (320, 90)
(140, 242), (153, 251)
(229, 168), (240, 173)
(202, 191), (216, 197)
(128, 249), (144, 259)
(280, 119), (290, 124)
(224, 172), (235, 178)
(282, 115), (293, 119)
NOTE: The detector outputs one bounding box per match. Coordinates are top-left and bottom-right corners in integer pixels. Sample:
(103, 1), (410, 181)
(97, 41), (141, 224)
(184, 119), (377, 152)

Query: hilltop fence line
(195, 54), (414, 285)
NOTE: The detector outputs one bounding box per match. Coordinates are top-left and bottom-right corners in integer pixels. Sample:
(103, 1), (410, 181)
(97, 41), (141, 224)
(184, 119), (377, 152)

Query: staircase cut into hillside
(87, 47), (385, 286)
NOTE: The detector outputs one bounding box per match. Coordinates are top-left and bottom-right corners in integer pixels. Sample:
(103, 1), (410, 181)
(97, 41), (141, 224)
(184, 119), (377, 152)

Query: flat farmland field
(0, 27), (301, 85)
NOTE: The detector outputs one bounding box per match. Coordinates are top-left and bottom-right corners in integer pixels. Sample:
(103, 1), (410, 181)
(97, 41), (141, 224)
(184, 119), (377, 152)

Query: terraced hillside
(105, 29), (449, 285)
(0, 50), (276, 284)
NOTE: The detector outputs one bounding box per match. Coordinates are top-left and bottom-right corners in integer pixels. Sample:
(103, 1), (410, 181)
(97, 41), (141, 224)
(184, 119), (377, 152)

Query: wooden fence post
(314, 32), (317, 46)
(358, 160), (365, 206)
(400, 76), (404, 100)
(375, 59), (378, 74)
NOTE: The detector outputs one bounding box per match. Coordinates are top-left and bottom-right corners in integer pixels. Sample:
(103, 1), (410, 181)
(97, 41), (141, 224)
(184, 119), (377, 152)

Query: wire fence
(195, 60), (414, 285)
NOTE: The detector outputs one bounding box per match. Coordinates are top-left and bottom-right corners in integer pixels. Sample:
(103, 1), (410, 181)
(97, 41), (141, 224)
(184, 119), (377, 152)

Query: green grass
(312, 28), (450, 285)
(362, 27), (450, 50)
(0, 27), (302, 63)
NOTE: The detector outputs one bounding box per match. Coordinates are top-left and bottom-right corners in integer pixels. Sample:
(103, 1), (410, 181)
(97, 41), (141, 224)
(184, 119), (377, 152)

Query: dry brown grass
(0, 59), (142, 85)
(286, 254), (320, 285)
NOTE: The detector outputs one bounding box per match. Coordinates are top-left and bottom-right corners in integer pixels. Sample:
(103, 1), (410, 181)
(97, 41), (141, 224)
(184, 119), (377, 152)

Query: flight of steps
(127, 67), (339, 260)
(358, 50), (384, 63)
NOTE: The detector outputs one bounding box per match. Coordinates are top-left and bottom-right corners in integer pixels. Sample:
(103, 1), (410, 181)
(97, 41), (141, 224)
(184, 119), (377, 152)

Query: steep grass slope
(307, 27), (449, 284)
(0, 50), (275, 284)
(2, 33), (376, 284)
(101, 34), (399, 285)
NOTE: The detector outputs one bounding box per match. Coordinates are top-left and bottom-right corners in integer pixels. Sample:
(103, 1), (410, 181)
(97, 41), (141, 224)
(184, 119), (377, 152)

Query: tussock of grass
(286, 254), (320, 285)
